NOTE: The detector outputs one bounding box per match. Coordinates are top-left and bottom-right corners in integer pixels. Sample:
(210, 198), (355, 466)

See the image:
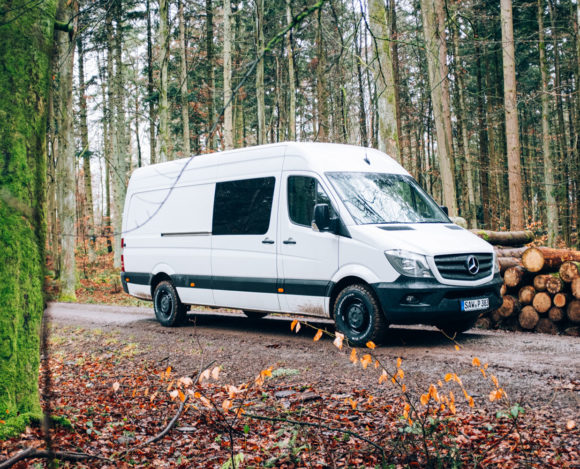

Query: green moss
(58, 293), (77, 303)
(0, 412), (42, 440)
(0, 0), (57, 438)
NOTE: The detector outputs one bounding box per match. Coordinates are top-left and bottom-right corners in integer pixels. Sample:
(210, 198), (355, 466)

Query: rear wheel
(333, 284), (387, 347)
(153, 281), (188, 327)
(243, 310), (268, 320)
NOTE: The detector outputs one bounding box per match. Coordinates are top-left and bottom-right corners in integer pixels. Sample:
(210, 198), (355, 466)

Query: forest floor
(1, 302), (579, 468)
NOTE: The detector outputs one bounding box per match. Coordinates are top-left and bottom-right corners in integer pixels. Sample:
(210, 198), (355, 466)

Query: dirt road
(47, 302), (580, 422)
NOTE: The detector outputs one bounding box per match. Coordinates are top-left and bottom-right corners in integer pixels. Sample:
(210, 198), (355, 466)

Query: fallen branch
(123, 359), (216, 455)
(0, 447), (111, 469)
(244, 412), (386, 462)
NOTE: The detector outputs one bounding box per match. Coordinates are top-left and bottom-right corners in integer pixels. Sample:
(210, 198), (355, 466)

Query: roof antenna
(364, 151), (371, 165)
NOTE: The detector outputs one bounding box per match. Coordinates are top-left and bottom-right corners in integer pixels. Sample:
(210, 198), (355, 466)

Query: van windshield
(326, 172), (450, 225)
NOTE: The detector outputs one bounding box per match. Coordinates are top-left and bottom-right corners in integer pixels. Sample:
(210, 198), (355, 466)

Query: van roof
(130, 141), (408, 184)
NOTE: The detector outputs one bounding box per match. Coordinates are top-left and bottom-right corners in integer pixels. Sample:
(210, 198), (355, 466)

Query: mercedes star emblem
(466, 255), (480, 275)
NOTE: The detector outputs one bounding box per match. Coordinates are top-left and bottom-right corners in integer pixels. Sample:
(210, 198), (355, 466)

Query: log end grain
(532, 291), (552, 314)
(498, 295), (520, 318)
(535, 318), (559, 335)
(522, 247), (544, 273)
(518, 285), (535, 305)
(559, 261), (580, 283)
(567, 300), (580, 324)
(504, 266), (525, 288)
(548, 306), (565, 323)
(519, 305), (540, 330)
(572, 278), (580, 299)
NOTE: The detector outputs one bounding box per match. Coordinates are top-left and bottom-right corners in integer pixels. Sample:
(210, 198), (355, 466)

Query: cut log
(532, 292), (552, 314)
(495, 246), (529, 258)
(571, 277), (580, 299)
(567, 300), (580, 323)
(498, 257), (523, 273)
(500, 283), (507, 297)
(518, 285), (535, 305)
(504, 266), (526, 287)
(563, 326), (580, 337)
(475, 317), (492, 329)
(521, 247), (580, 272)
(533, 274), (551, 292)
(535, 318), (558, 335)
(559, 261), (580, 283)
(545, 275), (564, 294)
(470, 230), (534, 246)
(519, 305), (539, 330)
(491, 309), (502, 324)
(553, 293), (568, 309)
(548, 306), (565, 323)
(497, 295), (520, 318)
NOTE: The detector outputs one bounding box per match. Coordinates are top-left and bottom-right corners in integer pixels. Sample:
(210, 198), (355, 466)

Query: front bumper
(371, 273), (503, 325)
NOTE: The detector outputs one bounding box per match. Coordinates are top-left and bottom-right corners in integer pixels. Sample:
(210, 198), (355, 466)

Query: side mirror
(312, 204), (331, 232)
(440, 205), (449, 216)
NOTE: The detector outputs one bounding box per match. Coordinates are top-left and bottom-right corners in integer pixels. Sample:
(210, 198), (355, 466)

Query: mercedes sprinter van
(121, 142), (502, 345)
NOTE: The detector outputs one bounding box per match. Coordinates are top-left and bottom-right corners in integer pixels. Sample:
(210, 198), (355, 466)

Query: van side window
(288, 176), (335, 227)
(212, 177), (275, 235)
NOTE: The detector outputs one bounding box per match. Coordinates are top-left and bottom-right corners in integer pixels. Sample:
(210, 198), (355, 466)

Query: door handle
(262, 237), (275, 244)
(283, 238), (296, 245)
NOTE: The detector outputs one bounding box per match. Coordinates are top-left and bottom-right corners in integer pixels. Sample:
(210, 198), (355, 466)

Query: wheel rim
(156, 290), (172, 319)
(341, 295), (370, 334)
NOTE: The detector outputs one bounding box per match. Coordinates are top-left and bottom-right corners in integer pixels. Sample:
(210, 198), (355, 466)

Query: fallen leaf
(313, 329), (323, 341)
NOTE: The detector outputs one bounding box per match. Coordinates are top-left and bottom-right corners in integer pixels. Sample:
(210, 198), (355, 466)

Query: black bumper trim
(371, 274), (503, 326)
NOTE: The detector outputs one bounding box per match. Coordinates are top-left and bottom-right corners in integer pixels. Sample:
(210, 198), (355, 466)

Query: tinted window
(288, 176), (335, 226)
(212, 177), (275, 235)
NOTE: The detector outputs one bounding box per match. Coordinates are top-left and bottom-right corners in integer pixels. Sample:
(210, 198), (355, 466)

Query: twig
(243, 412), (385, 462)
(0, 448), (111, 469)
(122, 359), (216, 455)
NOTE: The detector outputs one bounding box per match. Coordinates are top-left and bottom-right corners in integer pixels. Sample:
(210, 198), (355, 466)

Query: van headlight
(493, 252), (500, 274)
(385, 250), (433, 278)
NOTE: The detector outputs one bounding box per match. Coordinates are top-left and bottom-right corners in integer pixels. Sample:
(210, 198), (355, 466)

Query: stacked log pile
(470, 230), (580, 335)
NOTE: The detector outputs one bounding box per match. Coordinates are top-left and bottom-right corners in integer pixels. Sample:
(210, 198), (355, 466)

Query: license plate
(461, 298), (489, 312)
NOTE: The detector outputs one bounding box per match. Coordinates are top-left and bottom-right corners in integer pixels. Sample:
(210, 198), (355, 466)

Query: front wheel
(153, 281), (188, 327)
(333, 284), (387, 347)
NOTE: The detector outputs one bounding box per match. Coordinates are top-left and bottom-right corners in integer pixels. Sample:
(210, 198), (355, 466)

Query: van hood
(350, 223), (493, 257)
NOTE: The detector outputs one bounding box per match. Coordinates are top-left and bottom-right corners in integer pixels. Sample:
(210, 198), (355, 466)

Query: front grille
(434, 253), (493, 281)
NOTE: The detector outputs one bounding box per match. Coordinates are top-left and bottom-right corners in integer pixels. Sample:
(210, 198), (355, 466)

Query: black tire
(243, 310), (268, 320)
(437, 317), (478, 337)
(153, 281), (188, 327)
(333, 284), (387, 346)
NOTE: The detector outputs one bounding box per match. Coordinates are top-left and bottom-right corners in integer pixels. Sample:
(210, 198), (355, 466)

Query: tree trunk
(560, 261), (580, 283)
(157, 0), (170, 162)
(77, 34), (96, 264)
(504, 266), (525, 288)
(255, 0), (266, 145)
(179, 0), (191, 156)
(553, 293), (568, 309)
(498, 295), (520, 318)
(368, 0), (399, 159)
(498, 257), (522, 273)
(420, 0), (457, 215)
(533, 274), (551, 291)
(571, 277), (580, 299)
(315, 7), (328, 142)
(223, 0), (233, 150)
(567, 300), (580, 323)
(518, 285), (536, 305)
(146, 0), (156, 164)
(532, 292), (552, 314)
(355, 23), (368, 147)
(519, 306), (540, 329)
(522, 247), (580, 272)
(538, 0), (559, 247)
(548, 306), (565, 322)
(0, 0), (56, 436)
(54, 0), (76, 301)
(286, 0), (296, 141)
(206, 0), (215, 149)
(500, 0), (525, 230)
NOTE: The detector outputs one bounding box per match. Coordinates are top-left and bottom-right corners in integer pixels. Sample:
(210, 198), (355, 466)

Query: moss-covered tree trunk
(0, 0), (56, 438)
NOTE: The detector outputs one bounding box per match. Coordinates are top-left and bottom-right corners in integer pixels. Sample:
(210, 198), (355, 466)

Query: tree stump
(519, 306), (539, 330)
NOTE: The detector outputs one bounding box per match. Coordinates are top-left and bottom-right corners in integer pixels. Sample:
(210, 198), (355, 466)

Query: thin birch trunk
(146, 0), (156, 164)
(206, 0), (215, 150)
(316, 7), (328, 142)
(255, 0), (266, 144)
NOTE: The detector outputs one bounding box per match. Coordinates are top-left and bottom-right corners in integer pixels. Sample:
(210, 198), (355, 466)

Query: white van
(121, 142), (502, 345)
